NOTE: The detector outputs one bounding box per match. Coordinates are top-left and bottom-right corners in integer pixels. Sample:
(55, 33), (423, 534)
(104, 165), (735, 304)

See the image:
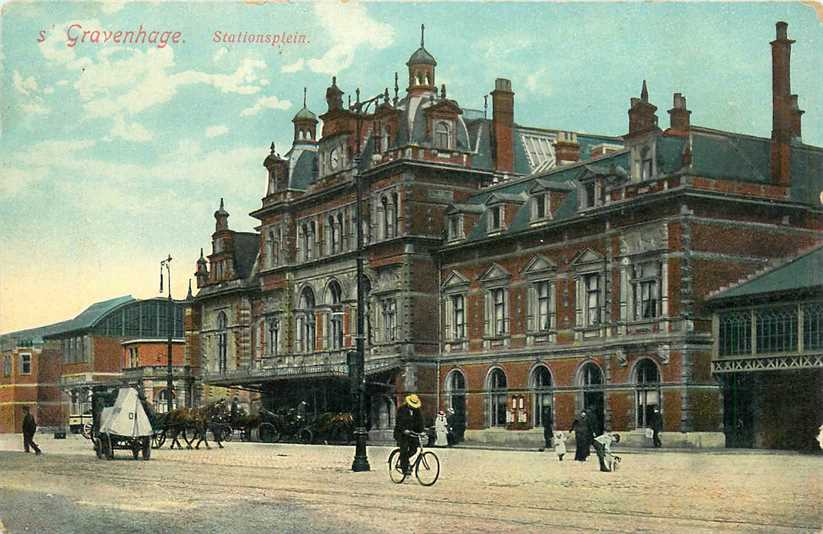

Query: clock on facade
(330, 148), (339, 170)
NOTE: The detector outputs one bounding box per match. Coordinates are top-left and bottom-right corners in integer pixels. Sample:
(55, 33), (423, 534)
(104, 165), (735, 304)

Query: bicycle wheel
(415, 451), (440, 486)
(387, 448), (407, 484)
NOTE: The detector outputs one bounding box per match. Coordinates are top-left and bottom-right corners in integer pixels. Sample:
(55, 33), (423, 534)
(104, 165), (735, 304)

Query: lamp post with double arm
(350, 90), (388, 472)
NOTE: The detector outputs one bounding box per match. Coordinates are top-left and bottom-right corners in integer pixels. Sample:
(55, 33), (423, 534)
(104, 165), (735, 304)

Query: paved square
(0, 435), (820, 533)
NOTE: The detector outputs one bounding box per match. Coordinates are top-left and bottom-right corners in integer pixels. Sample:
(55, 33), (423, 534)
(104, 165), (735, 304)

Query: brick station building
(191, 22), (823, 448)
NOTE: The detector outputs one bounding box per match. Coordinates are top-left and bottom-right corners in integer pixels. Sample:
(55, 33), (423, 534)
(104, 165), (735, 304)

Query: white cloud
(101, 1), (126, 15)
(213, 47), (228, 63)
(110, 115), (153, 142)
(281, 58), (305, 73)
(306, 2), (394, 75)
(12, 70), (50, 116)
(240, 96), (292, 117)
(206, 125), (229, 138)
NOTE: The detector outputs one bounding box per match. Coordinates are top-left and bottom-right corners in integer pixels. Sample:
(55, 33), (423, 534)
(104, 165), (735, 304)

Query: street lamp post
(160, 255), (174, 414)
(350, 91), (386, 472)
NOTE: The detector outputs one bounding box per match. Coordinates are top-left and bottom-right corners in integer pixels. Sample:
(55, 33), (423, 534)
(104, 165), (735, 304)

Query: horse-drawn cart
(92, 387), (153, 460)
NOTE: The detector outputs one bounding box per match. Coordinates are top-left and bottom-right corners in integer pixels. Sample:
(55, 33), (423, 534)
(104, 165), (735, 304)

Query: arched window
(445, 370), (466, 442)
(487, 368), (508, 427)
(391, 192), (400, 237)
(297, 287), (316, 352)
(578, 362), (604, 436)
(328, 281), (343, 350)
(337, 213), (345, 251)
(301, 223), (311, 261)
(635, 359), (660, 428)
(268, 229), (278, 268)
(531, 365), (553, 427)
(435, 122), (450, 149)
(328, 215), (337, 254)
(216, 311), (228, 373)
(383, 126), (391, 153)
(308, 221), (316, 259)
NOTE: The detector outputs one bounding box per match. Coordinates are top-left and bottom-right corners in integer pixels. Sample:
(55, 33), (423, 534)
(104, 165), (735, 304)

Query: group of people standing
(541, 406), (621, 472)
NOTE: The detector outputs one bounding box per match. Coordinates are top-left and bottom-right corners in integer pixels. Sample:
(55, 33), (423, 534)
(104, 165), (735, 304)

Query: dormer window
(531, 192), (549, 221)
(448, 215), (463, 241)
(579, 181), (598, 210)
(488, 205), (503, 233)
(435, 122), (450, 149)
(641, 147), (653, 180)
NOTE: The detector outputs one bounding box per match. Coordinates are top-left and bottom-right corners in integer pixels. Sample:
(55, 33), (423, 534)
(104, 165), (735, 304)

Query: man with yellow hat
(394, 394), (424, 475)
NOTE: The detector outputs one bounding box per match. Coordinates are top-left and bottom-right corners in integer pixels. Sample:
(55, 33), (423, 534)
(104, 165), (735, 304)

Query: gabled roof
(709, 244), (823, 302)
(233, 232), (260, 280)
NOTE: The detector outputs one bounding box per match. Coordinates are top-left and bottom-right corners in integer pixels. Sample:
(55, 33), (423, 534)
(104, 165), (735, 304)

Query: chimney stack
(491, 78), (515, 173)
(554, 131), (580, 165)
(667, 93), (691, 133)
(770, 21), (803, 186)
(626, 80), (660, 139)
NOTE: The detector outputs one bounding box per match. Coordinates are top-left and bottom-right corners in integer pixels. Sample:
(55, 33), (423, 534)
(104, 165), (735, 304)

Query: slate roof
(0, 295), (135, 347)
(407, 46), (437, 66)
(233, 232), (260, 279)
(708, 244), (823, 302)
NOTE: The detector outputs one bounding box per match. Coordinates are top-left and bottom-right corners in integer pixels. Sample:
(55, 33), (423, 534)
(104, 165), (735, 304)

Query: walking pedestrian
(22, 406), (42, 455)
(570, 410), (593, 462)
(434, 411), (449, 447)
(650, 407), (663, 448)
(541, 405), (554, 452)
(394, 394), (424, 475)
(553, 431), (567, 461)
(593, 432), (621, 472)
(446, 408), (457, 447)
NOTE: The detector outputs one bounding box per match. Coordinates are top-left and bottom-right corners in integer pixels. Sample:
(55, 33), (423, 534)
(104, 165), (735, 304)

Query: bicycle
(387, 431), (440, 486)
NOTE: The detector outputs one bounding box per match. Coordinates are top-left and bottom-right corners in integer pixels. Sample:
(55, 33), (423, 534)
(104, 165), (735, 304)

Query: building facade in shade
(708, 245), (823, 450)
(192, 22), (823, 448)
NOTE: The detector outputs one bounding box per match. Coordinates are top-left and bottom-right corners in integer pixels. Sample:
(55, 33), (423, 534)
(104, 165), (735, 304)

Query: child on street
(553, 431), (567, 461)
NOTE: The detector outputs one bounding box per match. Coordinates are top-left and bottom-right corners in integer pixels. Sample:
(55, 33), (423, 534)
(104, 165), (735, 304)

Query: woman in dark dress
(570, 410), (593, 461)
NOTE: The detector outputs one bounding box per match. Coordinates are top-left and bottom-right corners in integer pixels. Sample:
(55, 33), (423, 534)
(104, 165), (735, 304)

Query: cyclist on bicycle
(394, 394), (424, 475)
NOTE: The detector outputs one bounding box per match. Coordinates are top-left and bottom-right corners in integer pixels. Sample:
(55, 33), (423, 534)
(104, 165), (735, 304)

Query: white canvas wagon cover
(99, 387), (153, 438)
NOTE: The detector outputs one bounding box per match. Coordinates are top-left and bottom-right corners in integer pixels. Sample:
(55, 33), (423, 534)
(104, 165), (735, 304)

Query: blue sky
(1, 0), (821, 333)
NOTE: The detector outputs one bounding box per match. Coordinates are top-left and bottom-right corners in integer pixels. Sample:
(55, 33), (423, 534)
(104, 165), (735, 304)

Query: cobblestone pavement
(0, 434), (820, 533)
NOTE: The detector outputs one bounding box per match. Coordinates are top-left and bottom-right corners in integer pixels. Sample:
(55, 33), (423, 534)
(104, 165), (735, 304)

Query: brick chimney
(770, 21), (803, 186)
(554, 131), (580, 165)
(667, 93), (691, 133)
(491, 78), (514, 173)
(626, 80), (659, 139)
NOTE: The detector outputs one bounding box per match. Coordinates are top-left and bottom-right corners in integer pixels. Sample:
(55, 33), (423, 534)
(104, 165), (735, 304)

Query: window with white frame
(296, 287), (316, 352)
(486, 287), (508, 336)
(487, 205), (503, 233)
(531, 365), (553, 427)
(531, 192), (548, 221)
(528, 279), (555, 333)
(450, 294), (465, 339)
(631, 261), (660, 320)
(641, 146), (653, 180)
(216, 311), (228, 372)
(268, 229), (279, 268)
(578, 273), (601, 327)
(435, 121), (450, 149)
(635, 359), (660, 428)
(328, 282), (344, 350)
(448, 215), (462, 241)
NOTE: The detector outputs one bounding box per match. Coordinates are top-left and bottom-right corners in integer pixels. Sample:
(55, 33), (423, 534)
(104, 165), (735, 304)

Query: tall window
(392, 192), (400, 237)
(301, 223), (311, 261)
(632, 261), (659, 320)
(128, 347), (139, 368)
(446, 370), (466, 412)
(328, 282), (344, 350)
(297, 287), (316, 352)
(3, 355), (10, 376)
(531, 366), (553, 427)
(451, 294), (465, 339)
(756, 306), (797, 354)
(488, 206), (502, 232)
(535, 280), (553, 331)
(584, 273), (600, 326)
(328, 215), (337, 254)
(487, 368), (508, 427)
(490, 288), (507, 336)
(381, 298), (397, 342)
(337, 213), (345, 251)
(579, 362), (604, 435)
(435, 122), (450, 149)
(532, 193), (547, 220)
(448, 215), (461, 241)
(641, 147), (653, 180)
(268, 318), (279, 357)
(217, 311), (228, 373)
(718, 311), (752, 356)
(155, 389), (176, 414)
(635, 359), (660, 428)
(803, 303), (823, 350)
(268, 229), (278, 267)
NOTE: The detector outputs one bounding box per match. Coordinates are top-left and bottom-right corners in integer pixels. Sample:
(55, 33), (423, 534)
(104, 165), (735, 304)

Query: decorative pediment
(479, 263), (511, 285)
(486, 192), (527, 207)
(619, 224), (668, 256)
(529, 179), (576, 194)
(571, 248), (604, 267)
(425, 99), (463, 116)
(522, 255), (557, 277)
(441, 270), (470, 291)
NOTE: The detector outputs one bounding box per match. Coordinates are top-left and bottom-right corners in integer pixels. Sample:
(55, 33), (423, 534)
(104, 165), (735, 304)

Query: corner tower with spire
(407, 24), (437, 95)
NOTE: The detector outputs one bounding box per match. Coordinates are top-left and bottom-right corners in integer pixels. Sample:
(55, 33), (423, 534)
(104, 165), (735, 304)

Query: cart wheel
(81, 423), (93, 440)
(299, 428), (313, 444)
(258, 423), (277, 443)
(142, 437), (151, 460)
(152, 430), (166, 449)
(222, 425), (233, 442)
